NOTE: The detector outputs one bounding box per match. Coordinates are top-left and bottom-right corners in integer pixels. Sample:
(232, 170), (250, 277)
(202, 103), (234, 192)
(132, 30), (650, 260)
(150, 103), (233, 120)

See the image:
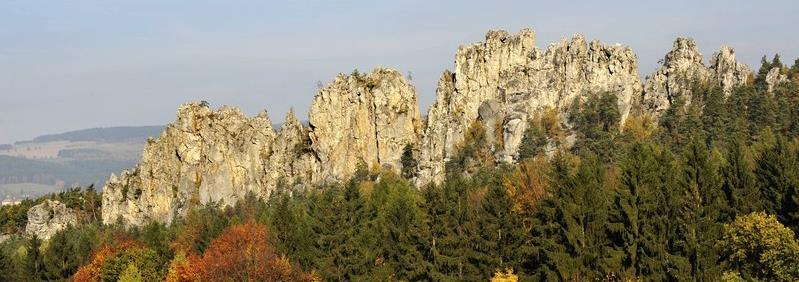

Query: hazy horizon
(2, 0), (798, 144)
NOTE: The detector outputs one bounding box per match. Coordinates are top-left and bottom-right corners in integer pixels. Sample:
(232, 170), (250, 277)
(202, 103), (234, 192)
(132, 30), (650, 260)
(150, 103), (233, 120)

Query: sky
(1, 1), (798, 144)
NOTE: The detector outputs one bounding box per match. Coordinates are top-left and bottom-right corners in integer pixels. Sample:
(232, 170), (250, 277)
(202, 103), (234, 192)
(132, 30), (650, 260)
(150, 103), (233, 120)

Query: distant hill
(19, 126), (164, 144)
(0, 126), (164, 201)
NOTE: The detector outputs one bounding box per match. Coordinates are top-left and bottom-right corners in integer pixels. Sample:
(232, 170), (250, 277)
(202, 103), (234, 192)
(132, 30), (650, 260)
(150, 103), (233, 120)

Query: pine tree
(473, 171), (527, 278)
(700, 86), (731, 144)
(772, 54), (784, 70)
(371, 173), (432, 280)
(270, 190), (315, 269)
(424, 176), (487, 280)
(569, 92), (621, 163)
(517, 121), (546, 161)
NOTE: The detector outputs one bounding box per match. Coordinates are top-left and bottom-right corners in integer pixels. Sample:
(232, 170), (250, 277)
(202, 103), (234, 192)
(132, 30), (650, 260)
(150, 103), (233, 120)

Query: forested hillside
(2, 58), (799, 281)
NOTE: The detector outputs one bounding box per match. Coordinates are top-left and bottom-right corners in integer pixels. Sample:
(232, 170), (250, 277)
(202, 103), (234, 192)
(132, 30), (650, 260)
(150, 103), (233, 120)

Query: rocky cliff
(416, 29), (643, 185)
(103, 28), (756, 226)
(102, 68), (420, 225)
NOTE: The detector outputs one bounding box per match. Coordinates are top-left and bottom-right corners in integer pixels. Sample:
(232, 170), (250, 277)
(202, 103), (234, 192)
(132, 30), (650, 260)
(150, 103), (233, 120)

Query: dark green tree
(530, 153), (617, 280)
(608, 141), (677, 280)
(722, 139), (762, 216)
(400, 144), (418, 179)
(477, 177), (527, 275)
(673, 138), (727, 280)
(518, 121), (546, 161)
(569, 92), (621, 163)
(42, 227), (85, 280)
(755, 55), (774, 90)
(25, 236), (44, 281)
(371, 172), (432, 280)
(0, 249), (13, 281)
(755, 135), (799, 230)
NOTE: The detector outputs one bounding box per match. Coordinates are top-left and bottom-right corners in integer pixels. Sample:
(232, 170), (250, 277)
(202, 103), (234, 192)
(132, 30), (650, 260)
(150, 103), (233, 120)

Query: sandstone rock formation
(416, 29), (642, 185)
(103, 103), (278, 225)
(103, 28), (758, 226)
(102, 68), (420, 226)
(309, 69), (422, 181)
(641, 39), (751, 116)
(26, 200), (77, 240)
(766, 67), (788, 93)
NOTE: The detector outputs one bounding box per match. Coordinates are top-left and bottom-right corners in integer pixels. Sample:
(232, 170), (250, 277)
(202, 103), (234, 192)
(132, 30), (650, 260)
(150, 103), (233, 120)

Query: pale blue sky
(1, 1), (797, 144)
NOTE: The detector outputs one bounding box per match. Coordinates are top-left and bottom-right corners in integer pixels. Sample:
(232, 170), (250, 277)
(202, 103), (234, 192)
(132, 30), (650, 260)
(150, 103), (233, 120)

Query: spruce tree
(530, 153), (615, 280)
(755, 55), (773, 90)
(400, 144), (418, 179)
(25, 236), (44, 281)
(608, 141), (673, 280)
(371, 173), (431, 280)
(673, 138), (727, 280)
(755, 135), (799, 230)
(722, 139), (762, 216)
(42, 229), (80, 280)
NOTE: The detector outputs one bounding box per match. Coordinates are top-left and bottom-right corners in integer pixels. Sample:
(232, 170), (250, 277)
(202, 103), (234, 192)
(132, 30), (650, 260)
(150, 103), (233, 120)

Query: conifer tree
(25, 236), (44, 280)
(755, 135), (799, 230)
(755, 55), (773, 89)
(608, 141), (674, 280)
(530, 153), (616, 280)
(43, 228), (82, 280)
(673, 138), (727, 280)
(722, 138), (762, 216)
(0, 249), (12, 281)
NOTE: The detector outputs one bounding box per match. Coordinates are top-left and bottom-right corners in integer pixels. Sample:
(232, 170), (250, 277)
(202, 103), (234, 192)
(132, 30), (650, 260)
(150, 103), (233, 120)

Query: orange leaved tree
(195, 221), (315, 281)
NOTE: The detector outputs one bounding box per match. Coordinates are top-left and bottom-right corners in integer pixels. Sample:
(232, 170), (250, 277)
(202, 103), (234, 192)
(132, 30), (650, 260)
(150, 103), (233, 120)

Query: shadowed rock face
(102, 28), (755, 226)
(26, 200), (77, 240)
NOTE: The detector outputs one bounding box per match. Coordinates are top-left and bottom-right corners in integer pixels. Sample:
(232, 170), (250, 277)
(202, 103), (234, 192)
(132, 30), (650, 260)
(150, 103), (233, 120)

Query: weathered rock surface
(102, 68), (420, 226)
(641, 39), (751, 116)
(102, 103), (278, 225)
(103, 28), (757, 226)
(26, 200), (77, 240)
(309, 68), (422, 181)
(416, 29), (643, 185)
(766, 67), (788, 93)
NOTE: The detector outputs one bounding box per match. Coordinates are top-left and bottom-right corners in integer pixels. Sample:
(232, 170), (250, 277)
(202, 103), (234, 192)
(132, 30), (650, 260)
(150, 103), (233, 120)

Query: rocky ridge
(102, 69), (420, 225)
(103, 28), (756, 226)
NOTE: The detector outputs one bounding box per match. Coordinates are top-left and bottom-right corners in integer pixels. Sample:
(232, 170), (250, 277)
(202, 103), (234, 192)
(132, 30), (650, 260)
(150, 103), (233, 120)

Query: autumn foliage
(192, 222), (314, 281)
(72, 234), (140, 282)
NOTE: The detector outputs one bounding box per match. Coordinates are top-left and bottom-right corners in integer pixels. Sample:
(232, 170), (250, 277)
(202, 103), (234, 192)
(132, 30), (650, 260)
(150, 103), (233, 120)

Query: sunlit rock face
(416, 29), (642, 186)
(309, 68), (422, 181)
(102, 68), (421, 226)
(102, 28), (756, 226)
(641, 39), (751, 116)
